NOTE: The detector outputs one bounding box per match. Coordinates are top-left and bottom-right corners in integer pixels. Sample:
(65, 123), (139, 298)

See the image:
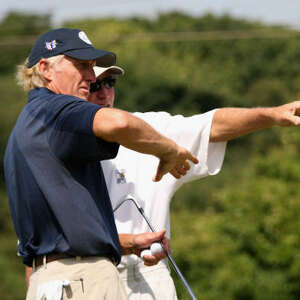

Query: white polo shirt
(102, 110), (227, 266)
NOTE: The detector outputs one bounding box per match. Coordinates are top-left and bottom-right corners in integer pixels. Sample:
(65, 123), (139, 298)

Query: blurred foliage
(0, 12), (51, 74)
(172, 128), (300, 299)
(1, 10), (300, 300)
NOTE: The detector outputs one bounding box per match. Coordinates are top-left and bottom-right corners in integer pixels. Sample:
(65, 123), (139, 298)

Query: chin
(78, 92), (89, 100)
(96, 101), (111, 107)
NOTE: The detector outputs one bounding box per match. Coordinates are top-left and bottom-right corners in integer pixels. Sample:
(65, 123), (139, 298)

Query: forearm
(93, 108), (177, 157)
(26, 266), (32, 288)
(210, 107), (277, 142)
(119, 233), (136, 255)
(93, 107), (198, 181)
(119, 230), (167, 256)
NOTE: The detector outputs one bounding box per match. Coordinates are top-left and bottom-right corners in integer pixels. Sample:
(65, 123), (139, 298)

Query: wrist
(256, 107), (277, 127)
(119, 234), (136, 256)
(157, 138), (179, 160)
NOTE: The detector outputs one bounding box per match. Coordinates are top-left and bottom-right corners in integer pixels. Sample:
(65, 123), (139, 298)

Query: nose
(94, 84), (110, 97)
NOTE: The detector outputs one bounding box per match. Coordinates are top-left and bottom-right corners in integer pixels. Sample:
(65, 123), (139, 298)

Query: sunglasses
(90, 77), (116, 93)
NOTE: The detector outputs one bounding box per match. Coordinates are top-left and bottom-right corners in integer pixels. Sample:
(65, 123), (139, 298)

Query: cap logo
(45, 40), (57, 50)
(78, 31), (92, 45)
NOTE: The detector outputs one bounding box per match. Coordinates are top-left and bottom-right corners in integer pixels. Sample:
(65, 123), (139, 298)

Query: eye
(74, 61), (89, 69)
(81, 62), (89, 68)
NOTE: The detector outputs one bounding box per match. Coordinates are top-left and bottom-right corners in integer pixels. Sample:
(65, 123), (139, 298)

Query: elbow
(93, 109), (131, 142)
(209, 128), (221, 142)
(209, 133), (217, 142)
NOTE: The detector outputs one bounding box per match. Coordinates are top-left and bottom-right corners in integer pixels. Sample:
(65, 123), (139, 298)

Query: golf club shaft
(166, 252), (198, 300)
(114, 196), (198, 300)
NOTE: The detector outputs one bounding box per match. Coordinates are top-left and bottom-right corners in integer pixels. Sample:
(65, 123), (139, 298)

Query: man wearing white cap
(89, 64), (300, 299)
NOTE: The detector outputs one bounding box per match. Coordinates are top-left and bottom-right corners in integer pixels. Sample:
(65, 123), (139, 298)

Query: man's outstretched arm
(93, 107), (198, 181)
(210, 101), (300, 142)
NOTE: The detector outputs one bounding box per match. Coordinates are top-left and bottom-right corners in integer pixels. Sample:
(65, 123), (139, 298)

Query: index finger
(186, 152), (199, 164)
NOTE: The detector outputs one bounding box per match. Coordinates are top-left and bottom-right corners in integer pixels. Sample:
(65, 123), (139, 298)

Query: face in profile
(47, 56), (96, 100)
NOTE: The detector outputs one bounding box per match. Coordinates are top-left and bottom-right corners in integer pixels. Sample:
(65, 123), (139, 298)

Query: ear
(38, 59), (53, 82)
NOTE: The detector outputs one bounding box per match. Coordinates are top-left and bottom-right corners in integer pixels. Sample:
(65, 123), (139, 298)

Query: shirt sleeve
(48, 95), (119, 162)
(133, 110), (227, 183)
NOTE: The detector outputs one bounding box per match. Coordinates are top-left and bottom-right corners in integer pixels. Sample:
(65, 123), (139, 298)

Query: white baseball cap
(93, 65), (125, 78)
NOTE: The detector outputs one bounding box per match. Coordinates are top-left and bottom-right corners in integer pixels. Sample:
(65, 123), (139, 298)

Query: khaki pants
(118, 259), (178, 300)
(26, 256), (128, 300)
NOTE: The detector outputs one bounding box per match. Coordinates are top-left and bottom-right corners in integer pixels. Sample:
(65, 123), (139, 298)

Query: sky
(1, 0), (300, 29)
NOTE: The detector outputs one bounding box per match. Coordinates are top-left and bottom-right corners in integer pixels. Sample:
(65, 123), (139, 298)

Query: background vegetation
(1, 11), (300, 300)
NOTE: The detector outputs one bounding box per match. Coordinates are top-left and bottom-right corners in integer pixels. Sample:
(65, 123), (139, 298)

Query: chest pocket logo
(115, 169), (126, 184)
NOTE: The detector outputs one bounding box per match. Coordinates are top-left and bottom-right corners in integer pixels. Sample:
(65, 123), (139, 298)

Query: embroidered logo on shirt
(115, 169), (126, 184)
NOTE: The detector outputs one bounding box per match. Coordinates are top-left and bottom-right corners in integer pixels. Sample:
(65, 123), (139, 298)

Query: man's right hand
(153, 145), (199, 182)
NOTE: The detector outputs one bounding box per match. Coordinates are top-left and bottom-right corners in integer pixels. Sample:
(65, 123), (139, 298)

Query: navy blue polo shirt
(4, 87), (121, 266)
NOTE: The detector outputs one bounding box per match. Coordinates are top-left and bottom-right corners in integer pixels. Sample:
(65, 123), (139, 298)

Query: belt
(34, 253), (118, 268)
(34, 253), (72, 268)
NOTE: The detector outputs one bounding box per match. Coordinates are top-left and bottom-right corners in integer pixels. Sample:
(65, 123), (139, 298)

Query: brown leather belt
(34, 253), (73, 268)
(34, 253), (118, 268)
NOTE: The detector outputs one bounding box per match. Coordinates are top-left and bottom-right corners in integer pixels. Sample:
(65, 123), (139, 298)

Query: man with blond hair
(4, 28), (198, 300)
(88, 64), (300, 299)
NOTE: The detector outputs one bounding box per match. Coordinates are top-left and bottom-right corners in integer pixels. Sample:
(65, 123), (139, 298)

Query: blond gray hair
(16, 55), (64, 91)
